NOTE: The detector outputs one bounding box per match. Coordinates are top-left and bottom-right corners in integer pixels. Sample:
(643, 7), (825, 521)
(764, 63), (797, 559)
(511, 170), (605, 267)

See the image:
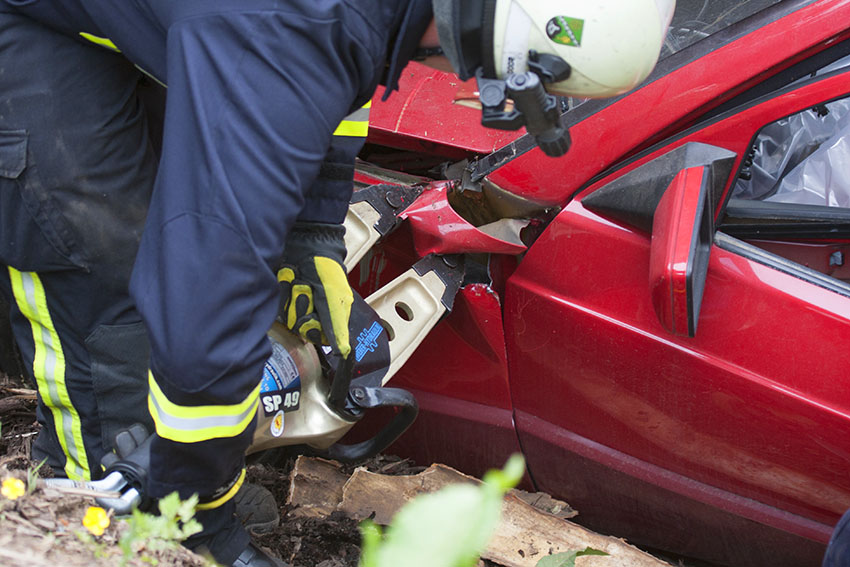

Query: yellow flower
(82, 506), (111, 536)
(1, 477), (25, 500)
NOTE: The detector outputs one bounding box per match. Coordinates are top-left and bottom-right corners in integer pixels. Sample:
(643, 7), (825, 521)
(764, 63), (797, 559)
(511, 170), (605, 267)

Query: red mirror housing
(649, 165), (713, 337)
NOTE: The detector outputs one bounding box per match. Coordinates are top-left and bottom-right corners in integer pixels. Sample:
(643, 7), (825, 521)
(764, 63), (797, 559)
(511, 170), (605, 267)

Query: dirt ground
(0, 372), (384, 567)
(0, 371), (706, 567)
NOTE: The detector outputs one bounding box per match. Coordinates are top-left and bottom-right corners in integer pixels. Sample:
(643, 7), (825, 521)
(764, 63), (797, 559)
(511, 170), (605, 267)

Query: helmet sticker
(546, 16), (584, 47)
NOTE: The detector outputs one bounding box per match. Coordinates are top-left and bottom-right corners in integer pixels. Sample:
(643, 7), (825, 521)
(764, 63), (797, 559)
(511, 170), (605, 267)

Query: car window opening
(732, 95), (850, 209)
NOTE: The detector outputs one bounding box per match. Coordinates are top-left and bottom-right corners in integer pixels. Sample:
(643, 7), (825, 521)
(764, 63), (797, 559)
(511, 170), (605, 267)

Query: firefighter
(823, 508), (850, 566)
(0, 0), (672, 565)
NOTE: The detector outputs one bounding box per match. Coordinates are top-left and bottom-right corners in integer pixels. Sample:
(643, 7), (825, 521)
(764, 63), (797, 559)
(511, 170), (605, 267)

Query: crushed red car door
(504, 72), (850, 566)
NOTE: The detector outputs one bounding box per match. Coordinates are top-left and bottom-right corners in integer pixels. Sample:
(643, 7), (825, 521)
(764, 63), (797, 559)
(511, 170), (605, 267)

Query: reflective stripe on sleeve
(81, 33), (165, 86)
(147, 371), (260, 444)
(8, 268), (90, 480)
(332, 100), (371, 137)
(79, 32), (120, 52)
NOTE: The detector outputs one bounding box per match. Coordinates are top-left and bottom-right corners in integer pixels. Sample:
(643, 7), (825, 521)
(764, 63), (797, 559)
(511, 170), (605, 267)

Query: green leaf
(158, 492), (181, 520)
(180, 518), (203, 539)
(373, 483), (493, 567)
(118, 492), (204, 565)
(482, 453), (525, 492)
(358, 520), (382, 567)
(27, 459), (48, 494)
(177, 494), (199, 524)
(360, 454), (527, 567)
(536, 547), (609, 567)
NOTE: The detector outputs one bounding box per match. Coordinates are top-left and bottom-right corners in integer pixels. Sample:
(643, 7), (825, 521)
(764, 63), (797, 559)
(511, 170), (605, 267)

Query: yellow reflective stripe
(332, 101), (371, 137)
(79, 32), (120, 52)
(196, 468), (246, 511)
(333, 120), (369, 137)
(80, 32), (165, 87)
(148, 372), (260, 443)
(314, 257), (352, 358)
(8, 268), (90, 480)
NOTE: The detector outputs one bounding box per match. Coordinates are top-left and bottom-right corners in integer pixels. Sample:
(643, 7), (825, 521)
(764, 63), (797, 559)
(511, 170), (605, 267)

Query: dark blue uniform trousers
(0, 12), (156, 481)
(0, 12), (251, 559)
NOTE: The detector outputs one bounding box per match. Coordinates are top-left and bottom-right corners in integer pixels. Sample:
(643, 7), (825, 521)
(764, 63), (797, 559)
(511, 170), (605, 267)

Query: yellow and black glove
(277, 222), (353, 359)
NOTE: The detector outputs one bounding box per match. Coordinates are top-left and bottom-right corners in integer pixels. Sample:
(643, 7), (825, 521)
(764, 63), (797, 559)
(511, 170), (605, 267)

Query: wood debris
(287, 456), (669, 567)
(287, 456), (349, 518)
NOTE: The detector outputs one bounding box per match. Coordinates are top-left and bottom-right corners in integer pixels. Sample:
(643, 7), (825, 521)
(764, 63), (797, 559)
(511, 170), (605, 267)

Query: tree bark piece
(286, 456), (348, 518)
(287, 457), (669, 567)
(513, 490), (577, 520)
(490, 492), (668, 567)
(338, 462), (477, 524)
(339, 464), (667, 567)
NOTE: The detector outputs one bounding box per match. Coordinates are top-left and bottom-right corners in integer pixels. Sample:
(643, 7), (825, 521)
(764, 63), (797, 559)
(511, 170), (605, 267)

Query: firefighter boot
(233, 542), (289, 567)
(103, 426), (283, 564)
(234, 482), (280, 534)
(188, 503), (288, 567)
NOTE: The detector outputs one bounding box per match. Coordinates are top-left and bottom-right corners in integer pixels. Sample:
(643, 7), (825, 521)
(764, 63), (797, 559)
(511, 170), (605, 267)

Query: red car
(347, 1), (850, 565)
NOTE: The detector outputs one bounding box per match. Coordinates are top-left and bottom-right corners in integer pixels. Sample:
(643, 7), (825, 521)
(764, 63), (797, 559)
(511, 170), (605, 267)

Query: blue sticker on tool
(355, 321), (384, 362)
(261, 342), (301, 416)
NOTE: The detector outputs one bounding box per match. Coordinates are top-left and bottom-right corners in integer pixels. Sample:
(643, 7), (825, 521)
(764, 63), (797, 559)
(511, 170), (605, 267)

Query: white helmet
(433, 0), (675, 98)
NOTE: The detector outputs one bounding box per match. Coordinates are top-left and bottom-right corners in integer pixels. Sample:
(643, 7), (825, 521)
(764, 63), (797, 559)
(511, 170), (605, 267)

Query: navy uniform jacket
(2, 0), (432, 412)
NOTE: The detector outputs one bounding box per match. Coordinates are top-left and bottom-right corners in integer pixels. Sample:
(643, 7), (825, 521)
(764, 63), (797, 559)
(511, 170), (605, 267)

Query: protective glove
(277, 222), (353, 359)
(100, 423), (154, 510)
(100, 422), (151, 471)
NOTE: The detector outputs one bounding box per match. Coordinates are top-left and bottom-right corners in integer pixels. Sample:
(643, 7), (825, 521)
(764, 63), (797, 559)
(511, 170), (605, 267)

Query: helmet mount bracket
(527, 50), (571, 84)
(476, 55), (572, 158)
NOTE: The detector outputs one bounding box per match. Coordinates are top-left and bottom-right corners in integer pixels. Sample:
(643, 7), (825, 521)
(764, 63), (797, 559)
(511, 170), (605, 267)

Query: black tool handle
(103, 431), (154, 509)
(319, 386), (418, 462)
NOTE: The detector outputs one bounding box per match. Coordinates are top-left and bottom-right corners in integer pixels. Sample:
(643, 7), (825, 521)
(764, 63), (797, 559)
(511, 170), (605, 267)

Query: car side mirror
(649, 166), (714, 337)
(581, 143), (733, 336)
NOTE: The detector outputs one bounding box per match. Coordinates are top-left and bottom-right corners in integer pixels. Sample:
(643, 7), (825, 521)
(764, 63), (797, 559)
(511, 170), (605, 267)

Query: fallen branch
(38, 481), (122, 500)
(0, 395), (36, 415)
(1, 387), (36, 397)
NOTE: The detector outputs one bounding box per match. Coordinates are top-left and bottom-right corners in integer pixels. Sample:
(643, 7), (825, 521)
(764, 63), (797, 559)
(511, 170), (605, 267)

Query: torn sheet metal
(400, 182), (529, 257)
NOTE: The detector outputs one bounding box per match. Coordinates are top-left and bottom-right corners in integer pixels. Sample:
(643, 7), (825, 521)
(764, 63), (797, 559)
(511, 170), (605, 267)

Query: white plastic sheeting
(733, 97), (850, 209)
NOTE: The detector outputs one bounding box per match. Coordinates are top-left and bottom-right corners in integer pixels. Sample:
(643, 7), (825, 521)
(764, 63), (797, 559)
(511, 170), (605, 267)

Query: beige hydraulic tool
(251, 182), (462, 459)
(343, 184), (424, 270)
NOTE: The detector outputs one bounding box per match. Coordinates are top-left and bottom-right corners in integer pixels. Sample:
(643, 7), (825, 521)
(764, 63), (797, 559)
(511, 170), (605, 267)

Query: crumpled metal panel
(400, 182), (528, 257)
(369, 63), (520, 156)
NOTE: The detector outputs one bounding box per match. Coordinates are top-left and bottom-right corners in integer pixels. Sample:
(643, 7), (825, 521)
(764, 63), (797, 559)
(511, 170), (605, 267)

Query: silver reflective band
(148, 373), (260, 443)
(9, 268), (89, 479)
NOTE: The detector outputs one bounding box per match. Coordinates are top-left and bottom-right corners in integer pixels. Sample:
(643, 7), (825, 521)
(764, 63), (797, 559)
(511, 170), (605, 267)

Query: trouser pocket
(0, 129), (87, 271)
